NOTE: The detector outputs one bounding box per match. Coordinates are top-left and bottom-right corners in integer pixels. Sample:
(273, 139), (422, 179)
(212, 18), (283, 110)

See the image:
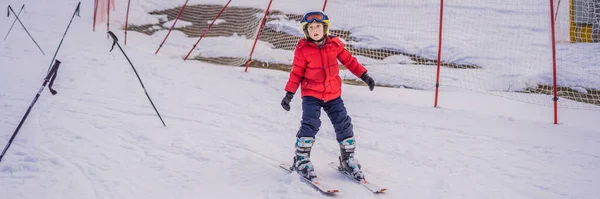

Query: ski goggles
(302, 12), (328, 23)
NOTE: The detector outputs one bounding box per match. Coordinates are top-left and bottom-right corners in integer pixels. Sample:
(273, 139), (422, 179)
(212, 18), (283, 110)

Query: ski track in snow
(2, 46), (600, 198)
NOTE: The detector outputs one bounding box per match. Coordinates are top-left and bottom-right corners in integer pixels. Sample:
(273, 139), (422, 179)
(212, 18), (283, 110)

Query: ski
(279, 163), (340, 195)
(328, 162), (387, 194)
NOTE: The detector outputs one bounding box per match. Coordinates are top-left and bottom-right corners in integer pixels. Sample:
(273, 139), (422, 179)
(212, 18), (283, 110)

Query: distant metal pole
(6, 5), (45, 55)
(4, 4), (24, 40)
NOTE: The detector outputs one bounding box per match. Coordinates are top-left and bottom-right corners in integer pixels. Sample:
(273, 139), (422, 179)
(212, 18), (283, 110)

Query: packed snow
(162, 20), (193, 29)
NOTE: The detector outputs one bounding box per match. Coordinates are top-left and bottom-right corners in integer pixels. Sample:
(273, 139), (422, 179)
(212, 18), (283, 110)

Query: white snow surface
(209, 19), (226, 25)
(1, 0), (600, 199)
(162, 19), (193, 29)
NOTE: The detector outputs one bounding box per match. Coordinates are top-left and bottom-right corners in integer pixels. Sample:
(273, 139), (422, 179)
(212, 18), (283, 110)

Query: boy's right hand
(360, 72), (375, 91)
(281, 92), (294, 111)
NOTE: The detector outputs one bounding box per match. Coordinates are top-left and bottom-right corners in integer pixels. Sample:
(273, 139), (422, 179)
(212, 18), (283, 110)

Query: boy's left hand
(360, 72), (375, 91)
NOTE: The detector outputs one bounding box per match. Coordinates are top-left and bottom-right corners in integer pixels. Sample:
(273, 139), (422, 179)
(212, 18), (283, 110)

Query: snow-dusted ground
(1, 0), (599, 198)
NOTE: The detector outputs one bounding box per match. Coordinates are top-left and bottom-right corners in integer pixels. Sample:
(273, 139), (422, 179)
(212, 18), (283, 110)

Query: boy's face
(307, 21), (325, 41)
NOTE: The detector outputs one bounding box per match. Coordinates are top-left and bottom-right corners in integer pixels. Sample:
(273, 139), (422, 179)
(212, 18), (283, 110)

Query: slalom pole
(245, 0), (273, 72)
(108, 31), (167, 127)
(93, 0), (98, 31)
(125, 0), (131, 45)
(322, 0), (328, 12)
(433, 0), (444, 108)
(47, 2), (81, 73)
(184, 0), (231, 60)
(3, 4), (24, 41)
(0, 60), (62, 163)
(549, 0), (559, 124)
(107, 0), (110, 38)
(7, 5), (45, 55)
(155, 0), (189, 54)
(110, 0), (116, 11)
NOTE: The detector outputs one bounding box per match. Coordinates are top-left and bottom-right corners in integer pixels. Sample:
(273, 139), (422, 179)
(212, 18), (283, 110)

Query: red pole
(93, 0), (98, 31)
(155, 0), (189, 54)
(549, 0), (559, 124)
(107, 0), (110, 38)
(184, 0), (231, 61)
(434, 0), (444, 108)
(322, 0), (328, 12)
(245, 0), (273, 72)
(125, 0), (131, 45)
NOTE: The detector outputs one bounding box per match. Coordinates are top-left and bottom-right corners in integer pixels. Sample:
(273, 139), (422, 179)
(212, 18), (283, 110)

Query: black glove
(281, 92), (294, 111)
(360, 72), (375, 91)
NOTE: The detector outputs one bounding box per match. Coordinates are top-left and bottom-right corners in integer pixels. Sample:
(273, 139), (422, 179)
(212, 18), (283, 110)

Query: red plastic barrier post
(245, 0), (273, 72)
(125, 0), (131, 45)
(184, 0), (231, 61)
(549, 0), (559, 124)
(434, 0), (444, 108)
(155, 0), (189, 54)
(107, 0), (110, 38)
(93, 0), (98, 31)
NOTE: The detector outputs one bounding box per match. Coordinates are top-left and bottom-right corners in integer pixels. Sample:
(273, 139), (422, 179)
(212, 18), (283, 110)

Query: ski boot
(293, 137), (317, 180)
(338, 137), (364, 181)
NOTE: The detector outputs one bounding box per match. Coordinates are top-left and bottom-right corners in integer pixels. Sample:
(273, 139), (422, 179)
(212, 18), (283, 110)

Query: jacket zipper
(319, 43), (328, 101)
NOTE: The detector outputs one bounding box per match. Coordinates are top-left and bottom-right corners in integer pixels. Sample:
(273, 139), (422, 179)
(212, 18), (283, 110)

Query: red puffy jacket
(285, 36), (367, 102)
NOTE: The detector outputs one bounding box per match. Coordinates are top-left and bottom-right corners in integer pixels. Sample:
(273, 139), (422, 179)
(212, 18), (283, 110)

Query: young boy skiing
(280, 11), (376, 181)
